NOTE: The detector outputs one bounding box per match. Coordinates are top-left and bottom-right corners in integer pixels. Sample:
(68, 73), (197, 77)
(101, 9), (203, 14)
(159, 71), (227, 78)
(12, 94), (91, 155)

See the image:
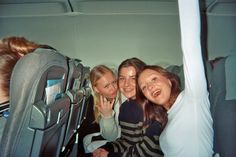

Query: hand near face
(96, 95), (115, 118)
(93, 148), (108, 157)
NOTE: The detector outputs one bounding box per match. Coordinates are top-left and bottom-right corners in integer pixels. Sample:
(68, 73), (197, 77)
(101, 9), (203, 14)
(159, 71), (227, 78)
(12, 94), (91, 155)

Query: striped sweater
(102, 99), (163, 157)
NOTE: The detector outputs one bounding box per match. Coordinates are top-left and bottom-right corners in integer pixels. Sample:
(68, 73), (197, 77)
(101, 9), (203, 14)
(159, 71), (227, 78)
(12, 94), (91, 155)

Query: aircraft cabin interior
(0, 0), (235, 157)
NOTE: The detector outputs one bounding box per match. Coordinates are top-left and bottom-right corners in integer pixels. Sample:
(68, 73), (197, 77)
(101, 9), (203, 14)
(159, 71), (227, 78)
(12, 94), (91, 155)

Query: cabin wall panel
(0, 14), (182, 68)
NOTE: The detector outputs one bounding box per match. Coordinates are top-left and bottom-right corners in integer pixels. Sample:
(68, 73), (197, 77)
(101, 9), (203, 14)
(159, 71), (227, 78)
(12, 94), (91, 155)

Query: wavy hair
(0, 36), (52, 101)
(2, 36), (53, 56)
(136, 65), (181, 129)
(0, 45), (19, 99)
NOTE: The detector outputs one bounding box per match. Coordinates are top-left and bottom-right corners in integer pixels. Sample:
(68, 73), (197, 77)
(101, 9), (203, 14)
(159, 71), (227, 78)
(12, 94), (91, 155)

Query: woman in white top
(137, 0), (213, 156)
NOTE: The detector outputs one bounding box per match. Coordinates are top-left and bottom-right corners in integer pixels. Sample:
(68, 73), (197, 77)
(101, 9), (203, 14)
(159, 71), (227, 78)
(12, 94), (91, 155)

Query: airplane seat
(77, 66), (92, 128)
(166, 64), (184, 90)
(61, 59), (84, 157)
(0, 48), (70, 157)
(63, 62), (92, 157)
(209, 54), (236, 157)
(75, 66), (98, 155)
(166, 61), (212, 91)
(205, 60), (213, 89)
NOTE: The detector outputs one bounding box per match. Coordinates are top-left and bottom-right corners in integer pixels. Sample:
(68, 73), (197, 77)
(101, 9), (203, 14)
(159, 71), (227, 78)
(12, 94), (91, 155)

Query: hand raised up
(96, 95), (115, 118)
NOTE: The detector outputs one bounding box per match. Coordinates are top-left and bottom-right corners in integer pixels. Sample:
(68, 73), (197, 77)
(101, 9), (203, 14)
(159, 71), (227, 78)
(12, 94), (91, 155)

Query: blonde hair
(90, 65), (118, 123)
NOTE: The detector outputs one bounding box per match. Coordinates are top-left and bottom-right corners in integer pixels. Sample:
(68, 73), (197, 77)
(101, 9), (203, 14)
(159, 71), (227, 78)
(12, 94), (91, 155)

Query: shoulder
(120, 100), (142, 111)
(145, 120), (162, 136)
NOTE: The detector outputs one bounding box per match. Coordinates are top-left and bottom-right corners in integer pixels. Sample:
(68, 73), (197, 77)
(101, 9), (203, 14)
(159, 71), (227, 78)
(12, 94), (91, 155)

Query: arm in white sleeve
(178, 0), (208, 97)
(99, 101), (121, 141)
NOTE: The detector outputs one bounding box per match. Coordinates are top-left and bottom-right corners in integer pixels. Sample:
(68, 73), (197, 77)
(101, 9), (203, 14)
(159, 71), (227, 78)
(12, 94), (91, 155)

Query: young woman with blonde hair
(83, 65), (121, 153)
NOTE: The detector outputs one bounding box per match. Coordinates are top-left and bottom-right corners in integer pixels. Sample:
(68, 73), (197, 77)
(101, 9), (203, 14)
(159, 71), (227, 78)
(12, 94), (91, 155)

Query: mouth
(111, 92), (117, 97)
(124, 88), (134, 93)
(152, 90), (160, 97)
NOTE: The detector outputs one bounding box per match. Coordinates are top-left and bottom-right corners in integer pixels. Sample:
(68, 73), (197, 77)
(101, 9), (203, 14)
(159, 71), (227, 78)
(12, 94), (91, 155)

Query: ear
(168, 79), (172, 87)
(94, 86), (100, 94)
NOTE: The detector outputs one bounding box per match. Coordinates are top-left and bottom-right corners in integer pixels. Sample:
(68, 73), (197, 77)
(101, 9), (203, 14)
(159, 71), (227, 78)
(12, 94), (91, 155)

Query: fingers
(97, 95), (115, 117)
(93, 148), (106, 157)
(99, 95), (105, 105)
(99, 95), (114, 108)
(99, 95), (109, 105)
(99, 149), (108, 157)
(110, 98), (115, 105)
(92, 149), (99, 157)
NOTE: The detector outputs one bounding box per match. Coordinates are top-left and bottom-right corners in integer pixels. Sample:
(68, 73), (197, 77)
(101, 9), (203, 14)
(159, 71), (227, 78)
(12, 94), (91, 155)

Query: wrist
(101, 110), (114, 119)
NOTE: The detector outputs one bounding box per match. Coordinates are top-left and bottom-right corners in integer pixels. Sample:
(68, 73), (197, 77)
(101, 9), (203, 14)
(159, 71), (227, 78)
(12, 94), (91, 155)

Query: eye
(141, 85), (147, 92)
(119, 77), (125, 83)
(119, 77), (124, 81)
(104, 84), (110, 89)
(151, 77), (157, 82)
(131, 76), (136, 80)
(112, 80), (117, 84)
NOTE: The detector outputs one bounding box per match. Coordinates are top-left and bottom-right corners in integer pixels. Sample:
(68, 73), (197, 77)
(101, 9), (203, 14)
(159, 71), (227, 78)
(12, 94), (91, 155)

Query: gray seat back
(0, 48), (70, 157)
(166, 64), (184, 90)
(61, 61), (92, 157)
(78, 66), (91, 127)
(209, 54), (236, 157)
(61, 59), (84, 156)
(166, 62), (212, 91)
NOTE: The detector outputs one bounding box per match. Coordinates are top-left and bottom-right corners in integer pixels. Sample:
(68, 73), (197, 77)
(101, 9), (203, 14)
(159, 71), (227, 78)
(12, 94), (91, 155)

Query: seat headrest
(166, 64), (184, 90)
(225, 54), (236, 100)
(205, 61), (212, 87)
(9, 48), (68, 111)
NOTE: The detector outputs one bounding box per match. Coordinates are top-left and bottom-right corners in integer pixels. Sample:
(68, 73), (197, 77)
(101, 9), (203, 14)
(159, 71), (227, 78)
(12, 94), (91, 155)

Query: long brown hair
(136, 65), (181, 129)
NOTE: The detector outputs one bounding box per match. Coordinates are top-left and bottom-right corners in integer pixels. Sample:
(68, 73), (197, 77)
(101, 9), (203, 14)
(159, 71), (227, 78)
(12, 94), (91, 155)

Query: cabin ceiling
(0, 0), (235, 67)
(0, 0), (236, 17)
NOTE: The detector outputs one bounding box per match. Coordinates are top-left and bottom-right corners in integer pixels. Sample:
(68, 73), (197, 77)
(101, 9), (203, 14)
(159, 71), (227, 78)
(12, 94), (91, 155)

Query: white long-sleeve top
(99, 99), (121, 141)
(159, 0), (214, 157)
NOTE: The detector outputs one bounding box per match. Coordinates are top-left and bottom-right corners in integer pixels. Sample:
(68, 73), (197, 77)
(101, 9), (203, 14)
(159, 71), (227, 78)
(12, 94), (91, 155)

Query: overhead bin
(206, 0), (236, 15)
(0, 0), (71, 17)
(70, 0), (178, 14)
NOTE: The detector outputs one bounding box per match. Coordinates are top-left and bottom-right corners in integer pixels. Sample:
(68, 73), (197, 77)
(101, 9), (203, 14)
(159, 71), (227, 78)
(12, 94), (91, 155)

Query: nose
(124, 79), (130, 87)
(147, 82), (154, 90)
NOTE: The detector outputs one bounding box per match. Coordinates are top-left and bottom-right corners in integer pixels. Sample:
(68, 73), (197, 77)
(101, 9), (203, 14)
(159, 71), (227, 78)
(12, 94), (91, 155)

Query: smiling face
(118, 66), (137, 99)
(94, 71), (118, 99)
(138, 69), (172, 110)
